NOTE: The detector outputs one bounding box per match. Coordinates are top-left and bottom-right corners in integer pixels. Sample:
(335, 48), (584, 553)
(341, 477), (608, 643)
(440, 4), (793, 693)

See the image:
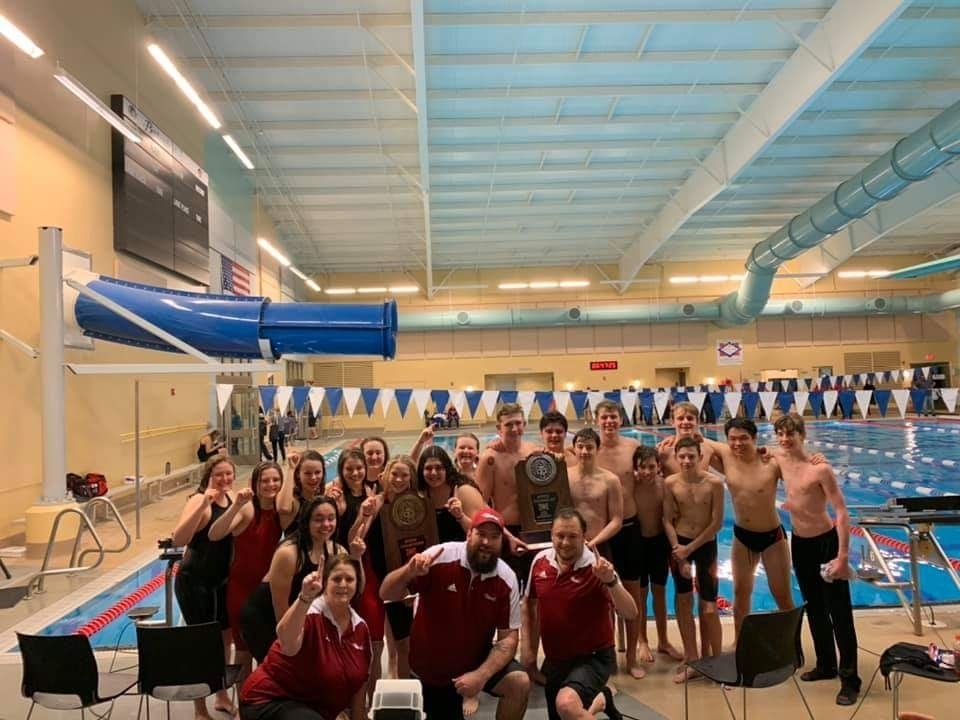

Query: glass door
(223, 386), (260, 466)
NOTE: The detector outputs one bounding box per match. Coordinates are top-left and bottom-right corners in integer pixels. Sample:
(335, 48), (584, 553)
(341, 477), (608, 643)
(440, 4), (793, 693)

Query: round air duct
(790, 300), (804, 313)
(867, 297), (888, 312)
(456, 311), (471, 326)
(567, 307), (582, 321)
(681, 303), (696, 317)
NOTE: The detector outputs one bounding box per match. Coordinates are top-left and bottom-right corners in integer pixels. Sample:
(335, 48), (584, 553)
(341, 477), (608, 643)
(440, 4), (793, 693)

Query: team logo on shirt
(525, 454), (557, 487)
(446, 583), (458, 592)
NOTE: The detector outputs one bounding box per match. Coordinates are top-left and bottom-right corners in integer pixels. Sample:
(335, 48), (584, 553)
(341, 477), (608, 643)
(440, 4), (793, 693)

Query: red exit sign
(590, 360), (618, 371)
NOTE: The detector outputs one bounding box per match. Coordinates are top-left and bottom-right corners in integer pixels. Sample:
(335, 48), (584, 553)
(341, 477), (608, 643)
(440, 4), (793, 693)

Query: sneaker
(836, 686), (859, 706)
(800, 668), (837, 681)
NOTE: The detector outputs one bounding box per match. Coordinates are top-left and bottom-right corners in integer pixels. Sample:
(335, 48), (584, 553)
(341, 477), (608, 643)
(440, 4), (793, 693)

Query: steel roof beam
(206, 80), (960, 104)
(183, 45), (960, 70)
(616, 0), (912, 292)
(410, 0), (433, 298)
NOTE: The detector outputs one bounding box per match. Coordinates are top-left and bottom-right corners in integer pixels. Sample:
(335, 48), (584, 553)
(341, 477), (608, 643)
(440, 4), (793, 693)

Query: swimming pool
(27, 422), (960, 649)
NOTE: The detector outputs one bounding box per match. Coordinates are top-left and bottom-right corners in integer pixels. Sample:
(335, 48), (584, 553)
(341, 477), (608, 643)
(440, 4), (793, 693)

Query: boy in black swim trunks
(625, 446), (682, 679)
(662, 437), (725, 683)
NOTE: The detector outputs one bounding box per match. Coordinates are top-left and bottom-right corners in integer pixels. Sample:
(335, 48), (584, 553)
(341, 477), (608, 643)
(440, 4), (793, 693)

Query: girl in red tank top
(208, 461), (293, 685)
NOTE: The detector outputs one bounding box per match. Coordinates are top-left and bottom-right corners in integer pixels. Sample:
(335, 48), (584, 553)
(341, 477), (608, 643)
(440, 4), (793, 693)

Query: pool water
(35, 422), (960, 648)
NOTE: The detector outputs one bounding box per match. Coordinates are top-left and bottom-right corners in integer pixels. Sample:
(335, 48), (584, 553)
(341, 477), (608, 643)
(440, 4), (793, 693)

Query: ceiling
(138, 0), (960, 295)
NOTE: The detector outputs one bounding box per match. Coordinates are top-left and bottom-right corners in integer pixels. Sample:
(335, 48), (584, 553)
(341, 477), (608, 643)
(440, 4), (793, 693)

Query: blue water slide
(71, 275), (397, 359)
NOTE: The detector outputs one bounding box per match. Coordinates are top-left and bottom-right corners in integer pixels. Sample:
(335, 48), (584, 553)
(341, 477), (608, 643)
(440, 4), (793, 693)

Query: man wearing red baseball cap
(380, 507), (530, 719)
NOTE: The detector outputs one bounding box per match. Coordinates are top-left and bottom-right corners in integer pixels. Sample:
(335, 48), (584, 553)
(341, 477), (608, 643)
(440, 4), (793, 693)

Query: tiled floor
(1, 433), (958, 719)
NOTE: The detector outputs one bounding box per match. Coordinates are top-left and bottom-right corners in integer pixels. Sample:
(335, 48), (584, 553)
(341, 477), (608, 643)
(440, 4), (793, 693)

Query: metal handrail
(33, 497), (132, 594)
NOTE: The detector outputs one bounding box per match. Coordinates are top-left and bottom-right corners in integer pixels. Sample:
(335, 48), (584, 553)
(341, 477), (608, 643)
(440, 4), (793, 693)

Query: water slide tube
(63, 270), (398, 360)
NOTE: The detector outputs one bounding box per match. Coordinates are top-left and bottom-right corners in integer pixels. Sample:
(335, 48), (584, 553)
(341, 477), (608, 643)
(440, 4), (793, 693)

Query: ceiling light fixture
(53, 68), (142, 143)
(147, 43), (221, 129)
(837, 269), (890, 279)
(388, 285), (420, 294)
(559, 280), (590, 288)
(222, 134), (254, 170)
(0, 14), (44, 58)
(529, 281), (559, 289)
(288, 266), (309, 281)
(256, 238), (290, 267)
(305, 279), (321, 292)
(498, 282), (529, 290)
(325, 288), (357, 295)
(669, 276), (699, 284)
(357, 286), (388, 294)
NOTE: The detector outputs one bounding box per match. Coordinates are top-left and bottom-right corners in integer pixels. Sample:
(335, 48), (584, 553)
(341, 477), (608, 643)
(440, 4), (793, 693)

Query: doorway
(654, 367), (688, 389)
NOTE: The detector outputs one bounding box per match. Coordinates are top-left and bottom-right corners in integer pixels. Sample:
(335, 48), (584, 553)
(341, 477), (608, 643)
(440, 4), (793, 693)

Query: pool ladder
(32, 497), (132, 594)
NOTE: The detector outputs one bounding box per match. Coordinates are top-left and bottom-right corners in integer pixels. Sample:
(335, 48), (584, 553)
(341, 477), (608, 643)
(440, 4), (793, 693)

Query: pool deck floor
(0, 432), (959, 719)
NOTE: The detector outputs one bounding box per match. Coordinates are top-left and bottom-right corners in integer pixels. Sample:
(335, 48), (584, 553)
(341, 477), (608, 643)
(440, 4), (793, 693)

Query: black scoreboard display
(110, 95), (209, 285)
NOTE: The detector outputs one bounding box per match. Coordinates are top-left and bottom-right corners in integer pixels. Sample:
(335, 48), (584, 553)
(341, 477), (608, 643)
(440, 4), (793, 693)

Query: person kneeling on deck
(523, 508), (636, 720)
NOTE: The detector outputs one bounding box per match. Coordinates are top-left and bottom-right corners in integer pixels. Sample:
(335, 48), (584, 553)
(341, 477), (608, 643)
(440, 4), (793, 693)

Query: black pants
(271, 434), (286, 461)
(791, 527), (861, 690)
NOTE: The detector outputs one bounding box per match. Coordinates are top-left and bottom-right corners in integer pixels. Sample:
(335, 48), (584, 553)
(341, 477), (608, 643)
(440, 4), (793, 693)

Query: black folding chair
(17, 631), (137, 720)
(684, 606), (814, 720)
(135, 622), (241, 720)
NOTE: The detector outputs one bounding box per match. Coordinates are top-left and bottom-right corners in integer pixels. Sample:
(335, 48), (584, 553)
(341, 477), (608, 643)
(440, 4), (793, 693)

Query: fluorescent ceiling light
(256, 238), (290, 267)
(559, 280), (590, 288)
(838, 269), (890, 279)
(288, 266), (308, 281)
(388, 285), (420, 293)
(0, 14), (44, 58)
(325, 288), (357, 295)
(357, 286), (387, 294)
(305, 279), (321, 292)
(222, 134), (254, 170)
(147, 43), (221, 129)
(699, 275), (729, 283)
(53, 69), (142, 143)
(498, 282), (529, 290)
(529, 281), (560, 289)
(669, 276), (698, 284)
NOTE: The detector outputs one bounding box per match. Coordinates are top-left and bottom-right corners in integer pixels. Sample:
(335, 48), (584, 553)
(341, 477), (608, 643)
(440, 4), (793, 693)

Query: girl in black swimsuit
(416, 446), (485, 543)
(172, 455), (238, 718)
(240, 496), (350, 662)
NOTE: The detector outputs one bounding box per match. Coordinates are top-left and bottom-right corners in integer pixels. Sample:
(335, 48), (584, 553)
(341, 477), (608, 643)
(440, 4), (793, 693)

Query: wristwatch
(603, 573), (620, 588)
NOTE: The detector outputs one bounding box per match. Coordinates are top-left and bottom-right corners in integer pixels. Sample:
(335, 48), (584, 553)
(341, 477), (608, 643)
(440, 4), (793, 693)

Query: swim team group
(173, 399), (859, 720)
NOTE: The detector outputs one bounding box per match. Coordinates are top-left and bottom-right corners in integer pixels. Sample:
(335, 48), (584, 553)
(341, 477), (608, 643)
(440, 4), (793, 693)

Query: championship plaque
(516, 452), (572, 546)
(382, 490), (440, 571)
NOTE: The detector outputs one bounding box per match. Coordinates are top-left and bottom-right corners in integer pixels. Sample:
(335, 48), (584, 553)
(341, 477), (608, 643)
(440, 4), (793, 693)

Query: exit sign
(590, 360), (618, 371)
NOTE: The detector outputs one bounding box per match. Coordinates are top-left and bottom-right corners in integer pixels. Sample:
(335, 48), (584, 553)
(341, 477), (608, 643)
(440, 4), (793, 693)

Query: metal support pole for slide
(135, 379), (141, 540)
(38, 227), (66, 503)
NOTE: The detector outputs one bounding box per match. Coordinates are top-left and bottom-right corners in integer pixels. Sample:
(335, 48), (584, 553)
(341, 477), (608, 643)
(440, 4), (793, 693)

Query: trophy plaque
(516, 452), (572, 547)
(382, 490), (440, 571)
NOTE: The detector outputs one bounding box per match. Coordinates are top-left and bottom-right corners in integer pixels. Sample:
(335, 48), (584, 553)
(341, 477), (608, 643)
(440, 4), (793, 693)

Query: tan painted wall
(310, 309), (957, 434)
(0, 1), (227, 540)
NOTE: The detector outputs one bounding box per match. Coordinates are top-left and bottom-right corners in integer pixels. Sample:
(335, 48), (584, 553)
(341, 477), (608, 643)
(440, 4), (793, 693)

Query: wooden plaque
(516, 452), (572, 545)
(381, 490), (440, 571)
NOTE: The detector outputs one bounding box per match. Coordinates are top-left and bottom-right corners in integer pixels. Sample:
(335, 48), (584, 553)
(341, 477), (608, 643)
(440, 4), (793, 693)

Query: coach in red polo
(380, 507), (530, 720)
(523, 508), (637, 720)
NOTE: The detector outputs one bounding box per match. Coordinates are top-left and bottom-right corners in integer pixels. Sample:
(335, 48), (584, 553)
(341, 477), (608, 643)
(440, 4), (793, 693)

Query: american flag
(221, 255), (252, 296)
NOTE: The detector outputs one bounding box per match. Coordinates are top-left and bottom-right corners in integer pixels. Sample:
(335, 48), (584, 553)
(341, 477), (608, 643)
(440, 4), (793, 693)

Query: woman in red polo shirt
(240, 553), (371, 720)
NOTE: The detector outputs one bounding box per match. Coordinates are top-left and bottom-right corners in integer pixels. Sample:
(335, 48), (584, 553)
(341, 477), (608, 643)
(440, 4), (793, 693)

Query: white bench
(85, 463), (203, 521)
